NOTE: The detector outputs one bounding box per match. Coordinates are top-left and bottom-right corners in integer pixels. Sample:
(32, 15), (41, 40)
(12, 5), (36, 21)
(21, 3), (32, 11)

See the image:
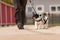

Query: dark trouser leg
(18, 7), (26, 29)
(13, 0), (27, 29)
(21, 7), (26, 25)
(15, 8), (23, 29)
(15, 7), (26, 29)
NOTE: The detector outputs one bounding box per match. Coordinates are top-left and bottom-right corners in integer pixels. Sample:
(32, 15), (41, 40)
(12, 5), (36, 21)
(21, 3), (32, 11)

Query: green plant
(2, 0), (13, 5)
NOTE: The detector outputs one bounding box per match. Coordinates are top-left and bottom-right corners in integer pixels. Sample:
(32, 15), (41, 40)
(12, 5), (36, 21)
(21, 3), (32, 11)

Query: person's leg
(22, 7), (26, 24)
(14, 8), (24, 29)
(18, 7), (26, 29)
(13, 0), (27, 29)
(13, 0), (23, 29)
(17, 6), (27, 29)
(18, 0), (27, 29)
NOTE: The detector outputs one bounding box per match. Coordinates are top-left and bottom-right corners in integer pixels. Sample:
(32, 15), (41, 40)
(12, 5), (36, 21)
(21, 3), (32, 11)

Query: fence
(49, 13), (60, 27)
(0, 1), (15, 26)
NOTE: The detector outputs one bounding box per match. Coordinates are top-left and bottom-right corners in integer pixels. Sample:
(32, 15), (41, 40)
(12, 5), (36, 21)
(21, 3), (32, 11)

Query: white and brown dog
(32, 12), (48, 29)
(32, 13), (43, 29)
(43, 12), (48, 29)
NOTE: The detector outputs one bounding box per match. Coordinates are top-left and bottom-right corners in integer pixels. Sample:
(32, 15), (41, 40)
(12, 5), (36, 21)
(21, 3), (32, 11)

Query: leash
(29, 0), (37, 14)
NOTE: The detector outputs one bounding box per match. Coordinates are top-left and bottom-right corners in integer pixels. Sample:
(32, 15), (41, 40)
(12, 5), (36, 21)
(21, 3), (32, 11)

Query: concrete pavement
(0, 25), (60, 35)
(0, 25), (60, 40)
(24, 25), (60, 34)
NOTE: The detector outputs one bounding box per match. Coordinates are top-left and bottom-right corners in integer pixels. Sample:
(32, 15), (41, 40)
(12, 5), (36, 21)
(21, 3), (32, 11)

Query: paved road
(0, 25), (60, 40)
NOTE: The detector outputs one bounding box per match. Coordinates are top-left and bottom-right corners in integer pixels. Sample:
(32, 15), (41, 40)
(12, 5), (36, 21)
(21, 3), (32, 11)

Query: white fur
(35, 20), (43, 29)
(34, 14), (48, 29)
(43, 16), (48, 29)
(34, 16), (43, 29)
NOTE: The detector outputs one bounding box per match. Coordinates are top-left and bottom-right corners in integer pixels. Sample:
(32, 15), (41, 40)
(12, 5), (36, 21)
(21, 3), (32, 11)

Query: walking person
(13, 0), (27, 29)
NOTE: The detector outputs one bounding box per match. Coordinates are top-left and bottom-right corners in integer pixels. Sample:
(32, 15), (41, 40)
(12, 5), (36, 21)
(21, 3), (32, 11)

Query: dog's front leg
(35, 21), (38, 29)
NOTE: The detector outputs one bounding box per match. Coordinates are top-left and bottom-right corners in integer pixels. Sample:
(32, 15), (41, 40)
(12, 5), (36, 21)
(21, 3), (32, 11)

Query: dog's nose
(40, 15), (41, 16)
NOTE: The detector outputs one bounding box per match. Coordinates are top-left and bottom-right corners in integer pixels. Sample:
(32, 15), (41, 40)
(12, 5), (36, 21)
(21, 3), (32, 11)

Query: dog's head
(43, 12), (48, 16)
(32, 13), (39, 19)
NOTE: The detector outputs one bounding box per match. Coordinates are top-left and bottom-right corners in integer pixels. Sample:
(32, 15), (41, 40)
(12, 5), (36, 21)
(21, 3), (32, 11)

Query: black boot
(17, 23), (24, 29)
